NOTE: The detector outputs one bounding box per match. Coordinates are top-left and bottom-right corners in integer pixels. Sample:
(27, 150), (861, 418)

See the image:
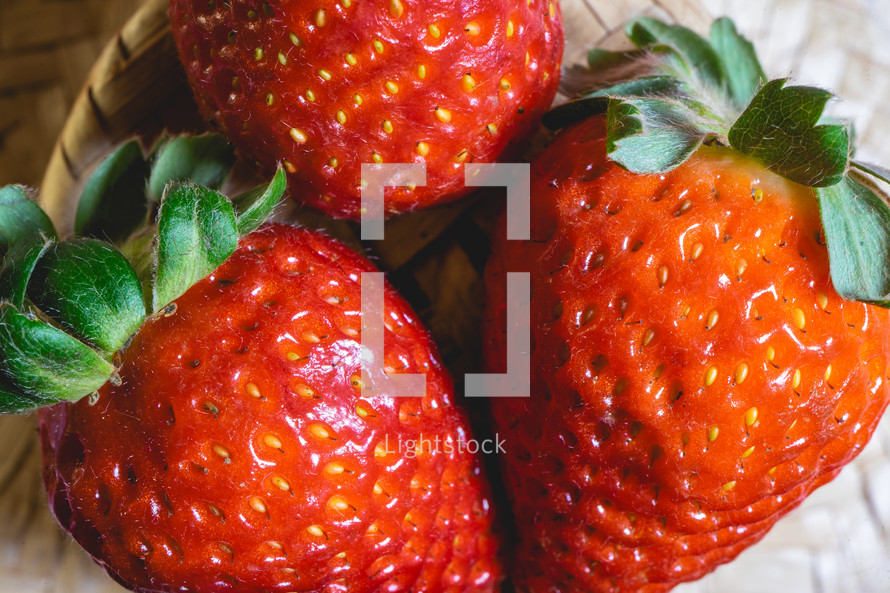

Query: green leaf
(152, 182), (238, 312)
(589, 76), (692, 101)
(710, 17), (766, 110)
(232, 166), (287, 235)
(605, 98), (711, 173)
(0, 233), (53, 309)
(0, 186), (57, 256)
(0, 372), (56, 414)
(816, 174), (890, 304)
(626, 17), (726, 93)
(0, 304), (114, 403)
(852, 161), (890, 186)
(27, 239), (146, 354)
(75, 140), (150, 243)
(729, 79), (849, 187)
(148, 134), (236, 202)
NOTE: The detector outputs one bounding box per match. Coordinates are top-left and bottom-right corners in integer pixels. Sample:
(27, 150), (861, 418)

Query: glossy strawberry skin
(483, 117), (890, 592)
(169, 0), (563, 219)
(40, 224), (500, 593)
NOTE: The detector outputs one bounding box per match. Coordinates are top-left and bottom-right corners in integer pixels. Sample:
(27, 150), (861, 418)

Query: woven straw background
(1, 1), (890, 592)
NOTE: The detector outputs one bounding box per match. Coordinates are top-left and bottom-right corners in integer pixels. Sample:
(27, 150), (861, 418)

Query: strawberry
(0, 137), (501, 592)
(168, 0), (564, 219)
(483, 18), (890, 592)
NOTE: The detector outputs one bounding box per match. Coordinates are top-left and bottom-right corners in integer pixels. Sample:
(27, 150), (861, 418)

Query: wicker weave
(1, 1), (890, 592)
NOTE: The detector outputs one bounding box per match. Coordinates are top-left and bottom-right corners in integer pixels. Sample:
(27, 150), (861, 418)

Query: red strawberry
(41, 224), (499, 593)
(483, 18), (890, 592)
(0, 139), (500, 593)
(168, 0), (564, 219)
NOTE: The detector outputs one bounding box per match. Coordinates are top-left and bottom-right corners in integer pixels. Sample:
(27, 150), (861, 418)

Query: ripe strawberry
(483, 18), (890, 592)
(0, 138), (500, 593)
(168, 0), (563, 219)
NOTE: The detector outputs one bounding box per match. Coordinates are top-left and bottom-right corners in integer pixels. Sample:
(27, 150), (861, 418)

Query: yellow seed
(263, 433), (283, 449)
(265, 92), (275, 106)
(374, 441), (389, 459)
(766, 345), (776, 362)
(325, 462), (345, 476)
(691, 243), (703, 260)
(283, 160), (297, 174)
(371, 152), (383, 164)
(752, 187), (764, 203)
(526, 51), (531, 66)
(271, 475), (291, 492)
(642, 327), (656, 347)
(817, 291), (829, 310)
(657, 266), (668, 287)
(707, 425), (719, 442)
(305, 89), (316, 102)
(435, 107), (452, 123)
(314, 8), (327, 27)
(704, 366), (718, 386)
(705, 310), (719, 330)
(742, 446), (755, 459)
(309, 423), (333, 440)
(461, 74), (476, 91)
(465, 21), (481, 36)
(793, 308), (806, 331)
(454, 149), (469, 162)
(254, 47), (264, 60)
(385, 80), (399, 94)
(307, 525), (325, 538)
(289, 31), (301, 46)
(345, 52), (357, 66)
(792, 368), (802, 389)
(351, 374), (364, 389)
(353, 93), (363, 105)
(428, 23), (441, 38)
(735, 259), (747, 278)
(380, 118), (394, 134)
(329, 156), (339, 168)
(680, 305), (691, 319)
(336, 110), (347, 124)
(389, 0), (404, 18)
(486, 123), (497, 134)
(319, 69), (332, 80)
(722, 481), (736, 492)
(250, 497), (267, 513)
(506, 20), (515, 36)
(735, 363), (749, 385)
(289, 128), (308, 144)
(416, 141), (430, 157)
(745, 407), (758, 427)
(328, 495), (350, 512)
(549, 1), (556, 18)
(373, 38), (385, 53)
(277, 51), (287, 65)
(212, 444), (230, 460)
(499, 78), (512, 91)
(245, 382), (262, 399)
(373, 481), (383, 495)
(417, 64), (427, 78)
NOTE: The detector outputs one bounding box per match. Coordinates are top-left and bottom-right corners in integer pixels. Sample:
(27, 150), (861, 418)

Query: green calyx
(546, 16), (890, 306)
(0, 134), (287, 413)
